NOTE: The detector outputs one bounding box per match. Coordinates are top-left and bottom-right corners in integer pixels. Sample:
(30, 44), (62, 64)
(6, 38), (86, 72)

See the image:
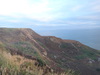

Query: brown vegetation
(0, 28), (100, 75)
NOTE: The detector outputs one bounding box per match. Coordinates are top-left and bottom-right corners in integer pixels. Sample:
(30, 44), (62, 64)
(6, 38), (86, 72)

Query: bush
(96, 68), (100, 72)
(37, 59), (46, 67)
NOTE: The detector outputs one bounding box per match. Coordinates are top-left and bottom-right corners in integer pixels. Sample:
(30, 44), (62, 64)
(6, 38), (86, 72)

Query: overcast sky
(0, 0), (100, 29)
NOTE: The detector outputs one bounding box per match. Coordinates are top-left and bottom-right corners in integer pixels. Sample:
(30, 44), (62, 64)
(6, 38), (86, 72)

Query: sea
(35, 28), (100, 50)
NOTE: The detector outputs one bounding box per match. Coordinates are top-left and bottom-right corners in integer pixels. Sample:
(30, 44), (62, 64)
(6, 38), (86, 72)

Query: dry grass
(0, 49), (75, 75)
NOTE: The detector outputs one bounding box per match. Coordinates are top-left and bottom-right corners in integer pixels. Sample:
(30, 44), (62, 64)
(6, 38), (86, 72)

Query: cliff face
(0, 28), (100, 75)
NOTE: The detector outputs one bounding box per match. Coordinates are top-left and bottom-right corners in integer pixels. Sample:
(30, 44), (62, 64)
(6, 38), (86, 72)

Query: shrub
(37, 59), (46, 67)
(96, 68), (100, 72)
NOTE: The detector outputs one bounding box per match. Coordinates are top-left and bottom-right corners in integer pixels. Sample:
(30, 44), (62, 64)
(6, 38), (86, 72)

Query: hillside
(0, 28), (100, 75)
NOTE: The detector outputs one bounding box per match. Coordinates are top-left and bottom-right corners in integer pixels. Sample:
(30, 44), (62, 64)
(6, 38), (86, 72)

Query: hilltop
(0, 28), (100, 75)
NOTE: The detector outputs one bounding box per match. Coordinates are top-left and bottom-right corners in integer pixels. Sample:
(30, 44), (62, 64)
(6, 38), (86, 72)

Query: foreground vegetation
(0, 42), (77, 75)
(0, 53), (76, 75)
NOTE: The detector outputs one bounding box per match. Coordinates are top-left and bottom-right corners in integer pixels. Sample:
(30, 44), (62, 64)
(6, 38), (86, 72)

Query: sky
(0, 0), (100, 29)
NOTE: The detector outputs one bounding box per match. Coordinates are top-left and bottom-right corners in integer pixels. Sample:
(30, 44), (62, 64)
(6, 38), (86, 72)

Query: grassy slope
(0, 28), (100, 75)
(38, 37), (100, 75)
(0, 41), (76, 75)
